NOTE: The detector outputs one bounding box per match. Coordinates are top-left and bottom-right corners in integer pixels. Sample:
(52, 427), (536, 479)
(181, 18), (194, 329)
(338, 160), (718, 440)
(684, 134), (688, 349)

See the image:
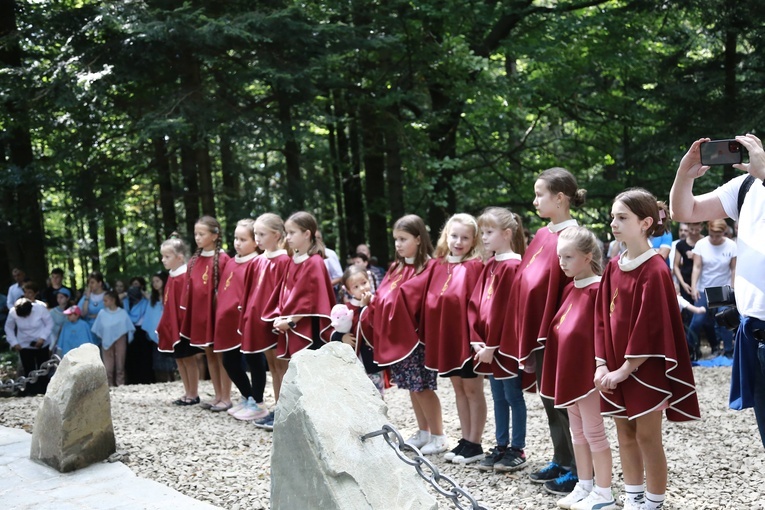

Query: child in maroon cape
(265, 211), (334, 360)
(498, 167), (585, 494)
(470, 207), (528, 474)
(237, 213), (291, 428)
(330, 266), (382, 394)
(417, 213), (483, 461)
(213, 219), (270, 422)
(157, 234), (199, 406)
(541, 227), (615, 510)
(180, 216), (232, 411)
(358, 215), (442, 454)
(595, 189), (700, 510)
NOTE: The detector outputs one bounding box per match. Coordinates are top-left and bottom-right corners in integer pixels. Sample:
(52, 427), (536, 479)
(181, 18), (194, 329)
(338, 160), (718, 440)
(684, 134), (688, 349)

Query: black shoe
(452, 441), (484, 464)
(528, 461), (566, 483)
(477, 446), (507, 472)
(494, 447), (526, 472)
(543, 470), (578, 495)
(444, 438), (467, 461)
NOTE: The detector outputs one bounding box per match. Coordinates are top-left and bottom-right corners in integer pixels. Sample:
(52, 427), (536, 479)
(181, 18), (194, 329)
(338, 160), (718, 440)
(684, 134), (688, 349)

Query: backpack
(736, 174), (756, 217)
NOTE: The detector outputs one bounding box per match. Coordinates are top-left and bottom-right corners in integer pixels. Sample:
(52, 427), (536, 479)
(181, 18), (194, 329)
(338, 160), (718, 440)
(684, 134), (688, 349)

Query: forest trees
(2, 0), (765, 287)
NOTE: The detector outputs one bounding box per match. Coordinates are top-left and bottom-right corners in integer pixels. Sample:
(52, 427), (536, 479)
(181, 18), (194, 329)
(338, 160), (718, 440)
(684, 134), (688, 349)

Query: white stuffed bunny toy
(330, 304), (354, 334)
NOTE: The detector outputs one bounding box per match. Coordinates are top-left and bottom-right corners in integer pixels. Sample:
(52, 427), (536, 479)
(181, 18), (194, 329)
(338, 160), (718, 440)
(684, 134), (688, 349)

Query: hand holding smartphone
(700, 139), (745, 165)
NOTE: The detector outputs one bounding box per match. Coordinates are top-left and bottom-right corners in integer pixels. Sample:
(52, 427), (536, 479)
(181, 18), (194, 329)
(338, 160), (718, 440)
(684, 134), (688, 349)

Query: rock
(30, 343), (116, 472)
(271, 342), (437, 510)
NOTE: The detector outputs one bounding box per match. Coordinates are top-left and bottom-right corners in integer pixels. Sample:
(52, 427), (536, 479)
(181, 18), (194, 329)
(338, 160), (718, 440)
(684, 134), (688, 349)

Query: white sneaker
(233, 398), (269, 421)
(557, 481), (591, 509)
(420, 434), (448, 455)
(571, 489), (617, 510)
(620, 495), (645, 510)
(405, 430), (431, 449)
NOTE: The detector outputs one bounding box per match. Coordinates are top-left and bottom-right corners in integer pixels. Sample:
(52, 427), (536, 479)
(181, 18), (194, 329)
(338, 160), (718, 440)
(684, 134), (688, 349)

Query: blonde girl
(239, 213), (292, 428)
(180, 216), (232, 411)
(540, 227), (614, 510)
(595, 188), (700, 510)
(470, 207), (528, 473)
(418, 213), (484, 461)
(358, 215), (442, 454)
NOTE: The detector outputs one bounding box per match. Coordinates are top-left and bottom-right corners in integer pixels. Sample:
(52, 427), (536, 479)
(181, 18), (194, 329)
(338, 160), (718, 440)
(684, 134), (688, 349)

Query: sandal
(199, 400), (218, 410)
(173, 396), (200, 406)
(210, 401), (233, 412)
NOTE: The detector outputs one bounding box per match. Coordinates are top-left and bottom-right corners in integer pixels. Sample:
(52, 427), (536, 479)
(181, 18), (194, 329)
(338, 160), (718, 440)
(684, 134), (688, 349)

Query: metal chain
(0, 354), (60, 393)
(361, 424), (490, 510)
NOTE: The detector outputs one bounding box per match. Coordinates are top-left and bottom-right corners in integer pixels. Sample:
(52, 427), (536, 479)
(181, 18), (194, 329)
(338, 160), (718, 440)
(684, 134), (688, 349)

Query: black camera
(704, 285), (740, 331)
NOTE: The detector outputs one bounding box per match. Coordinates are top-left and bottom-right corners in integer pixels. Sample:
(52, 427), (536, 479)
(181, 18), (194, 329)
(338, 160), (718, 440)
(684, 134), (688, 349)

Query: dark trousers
(126, 328), (156, 385)
(19, 347), (51, 396)
(222, 348), (267, 403)
(535, 349), (576, 473)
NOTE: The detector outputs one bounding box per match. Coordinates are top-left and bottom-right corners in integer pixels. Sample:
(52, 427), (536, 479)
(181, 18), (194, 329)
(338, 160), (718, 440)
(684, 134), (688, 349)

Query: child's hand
(697, 306), (706, 314)
(359, 291), (373, 307)
(341, 333), (357, 349)
(600, 366), (630, 391)
(594, 365), (610, 393)
(473, 343), (494, 364)
(680, 282), (692, 295)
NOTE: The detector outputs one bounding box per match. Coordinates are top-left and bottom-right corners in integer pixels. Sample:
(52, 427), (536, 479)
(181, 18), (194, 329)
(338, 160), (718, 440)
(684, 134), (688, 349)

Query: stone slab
(0, 426), (220, 510)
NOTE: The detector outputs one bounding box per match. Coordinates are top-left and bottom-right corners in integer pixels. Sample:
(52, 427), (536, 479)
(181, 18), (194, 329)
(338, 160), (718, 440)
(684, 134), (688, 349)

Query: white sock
(594, 485), (612, 499)
(625, 484), (644, 504)
(579, 479), (593, 491)
(644, 491), (665, 510)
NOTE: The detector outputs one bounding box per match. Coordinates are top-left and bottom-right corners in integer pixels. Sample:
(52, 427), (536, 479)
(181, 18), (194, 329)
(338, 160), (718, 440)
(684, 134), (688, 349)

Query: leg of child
(102, 345), (115, 387)
(615, 417), (645, 505)
(504, 377), (527, 450)
(245, 352), (268, 404)
(204, 346), (231, 405)
(568, 402), (593, 483)
(113, 335), (127, 387)
(178, 356), (199, 399)
(462, 375), (486, 444)
(222, 349), (253, 400)
(412, 389), (444, 436)
(451, 376), (472, 441)
(489, 376), (510, 447)
(579, 392), (612, 491)
(635, 411), (667, 509)
(410, 391), (429, 432)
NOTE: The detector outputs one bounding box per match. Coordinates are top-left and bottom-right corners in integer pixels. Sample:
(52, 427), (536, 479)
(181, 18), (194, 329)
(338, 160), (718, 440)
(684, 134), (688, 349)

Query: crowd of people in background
(3, 133), (764, 510)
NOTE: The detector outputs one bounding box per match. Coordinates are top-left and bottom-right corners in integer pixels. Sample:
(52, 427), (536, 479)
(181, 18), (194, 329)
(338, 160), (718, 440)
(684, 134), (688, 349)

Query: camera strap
(737, 175), (755, 216)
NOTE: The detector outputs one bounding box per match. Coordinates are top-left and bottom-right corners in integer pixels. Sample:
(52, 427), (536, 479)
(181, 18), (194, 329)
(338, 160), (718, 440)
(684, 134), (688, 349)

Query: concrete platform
(0, 426), (221, 510)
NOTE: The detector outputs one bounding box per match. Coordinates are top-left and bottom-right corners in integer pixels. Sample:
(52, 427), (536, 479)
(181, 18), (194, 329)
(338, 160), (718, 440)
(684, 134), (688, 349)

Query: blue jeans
(730, 316), (765, 449)
(687, 292), (734, 355)
(489, 375), (526, 450)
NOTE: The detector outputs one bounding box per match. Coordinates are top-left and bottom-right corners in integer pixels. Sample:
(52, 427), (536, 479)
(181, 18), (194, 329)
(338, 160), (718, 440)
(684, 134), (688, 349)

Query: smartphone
(700, 139), (743, 166)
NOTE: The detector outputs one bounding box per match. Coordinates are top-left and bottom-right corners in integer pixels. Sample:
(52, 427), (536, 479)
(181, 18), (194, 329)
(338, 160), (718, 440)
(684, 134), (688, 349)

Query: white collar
(574, 275), (602, 288)
(548, 219), (578, 233)
(618, 249), (657, 272)
(170, 264), (187, 277)
(349, 297), (362, 307)
(405, 256), (415, 264)
(447, 255), (463, 263)
(201, 249), (216, 257)
(293, 253), (310, 264)
(235, 252), (258, 263)
(495, 252), (521, 262)
(266, 249), (288, 259)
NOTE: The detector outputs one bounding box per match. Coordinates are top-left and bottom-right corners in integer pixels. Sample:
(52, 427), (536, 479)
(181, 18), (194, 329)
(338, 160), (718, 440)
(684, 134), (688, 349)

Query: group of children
(146, 167), (698, 510)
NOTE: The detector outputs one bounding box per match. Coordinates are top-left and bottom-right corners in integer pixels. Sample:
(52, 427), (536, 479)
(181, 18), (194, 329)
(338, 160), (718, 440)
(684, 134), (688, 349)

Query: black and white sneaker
(477, 446), (507, 472)
(443, 438), (467, 461)
(494, 447), (526, 472)
(452, 442), (484, 464)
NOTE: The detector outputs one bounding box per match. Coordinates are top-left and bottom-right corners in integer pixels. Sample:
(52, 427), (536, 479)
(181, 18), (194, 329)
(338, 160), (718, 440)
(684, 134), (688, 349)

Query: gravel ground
(1, 365), (764, 509)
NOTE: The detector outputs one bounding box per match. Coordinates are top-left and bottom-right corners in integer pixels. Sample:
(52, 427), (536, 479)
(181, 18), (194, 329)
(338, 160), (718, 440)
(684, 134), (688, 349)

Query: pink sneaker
(227, 397), (248, 416)
(233, 399), (269, 421)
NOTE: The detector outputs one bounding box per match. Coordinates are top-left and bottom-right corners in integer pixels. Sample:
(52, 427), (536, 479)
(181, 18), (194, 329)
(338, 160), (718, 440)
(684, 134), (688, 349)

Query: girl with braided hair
(180, 216), (232, 411)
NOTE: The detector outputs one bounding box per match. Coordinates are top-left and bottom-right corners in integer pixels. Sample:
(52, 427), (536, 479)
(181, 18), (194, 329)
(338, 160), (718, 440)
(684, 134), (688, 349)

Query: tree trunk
(723, 16), (737, 183)
(277, 90), (303, 211)
(103, 208), (120, 278)
(345, 107), (365, 250)
(384, 106), (404, 228)
(197, 140), (216, 217)
(0, 0), (47, 284)
(426, 85), (460, 233)
(153, 137), (177, 237)
(220, 134), (242, 242)
(326, 97), (348, 259)
(180, 143), (200, 239)
(360, 104), (390, 266)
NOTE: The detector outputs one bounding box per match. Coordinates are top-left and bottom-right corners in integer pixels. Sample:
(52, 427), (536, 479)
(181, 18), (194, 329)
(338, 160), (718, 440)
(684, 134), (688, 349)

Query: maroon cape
(157, 266), (187, 353)
(262, 254), (335, 359)
(595, 252), (700, 422)
(499, 225), (572, 383)
(180, 251), (230, 347)
(239, 252), (290, 353)
(540, 279), (600, 407)
(361, 259), (435, 366)
(468, 255), (523, 379)
(213, 254), (256, 352)
(419, 257), (483, 376)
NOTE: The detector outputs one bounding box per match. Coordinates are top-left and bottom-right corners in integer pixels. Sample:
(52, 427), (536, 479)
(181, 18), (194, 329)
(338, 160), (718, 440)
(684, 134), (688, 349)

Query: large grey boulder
(30, 343), (116, 472)
(271, 342), (437, 510)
